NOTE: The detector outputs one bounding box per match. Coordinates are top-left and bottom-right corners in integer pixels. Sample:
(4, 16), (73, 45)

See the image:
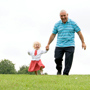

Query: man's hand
(46, 45), (49, 51)
(82, 42), (86, 50)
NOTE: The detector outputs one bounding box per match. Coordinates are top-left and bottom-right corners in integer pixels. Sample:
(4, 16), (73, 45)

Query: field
(0, 74), (90, 90)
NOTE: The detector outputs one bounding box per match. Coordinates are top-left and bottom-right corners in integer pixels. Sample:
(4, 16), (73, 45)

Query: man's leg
(63, 47), (75, 75)
(54, 47), (64, 75)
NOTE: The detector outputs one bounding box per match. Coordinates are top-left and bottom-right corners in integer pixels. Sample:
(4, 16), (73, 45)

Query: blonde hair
(33, 41), (41, 49)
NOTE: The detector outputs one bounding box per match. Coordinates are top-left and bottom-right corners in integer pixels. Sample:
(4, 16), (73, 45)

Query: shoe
(40, 72), (44, 75)
(63, 73), (68, 75)
(57, 72), (61, 75)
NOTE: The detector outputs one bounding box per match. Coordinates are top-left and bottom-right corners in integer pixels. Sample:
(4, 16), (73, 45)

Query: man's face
(60, 11), (68, 23)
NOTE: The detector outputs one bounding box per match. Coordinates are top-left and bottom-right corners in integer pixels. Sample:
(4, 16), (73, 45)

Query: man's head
(60, 10), (68, 23)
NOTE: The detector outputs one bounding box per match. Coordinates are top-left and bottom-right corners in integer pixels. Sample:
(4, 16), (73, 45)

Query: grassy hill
(0, 74), (90, 90)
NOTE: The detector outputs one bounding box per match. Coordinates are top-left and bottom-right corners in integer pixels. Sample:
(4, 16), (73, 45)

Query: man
(46, 10), (86, 75)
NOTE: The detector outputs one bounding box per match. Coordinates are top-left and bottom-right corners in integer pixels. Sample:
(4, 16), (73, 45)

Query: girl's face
(34, 43), (41, 50)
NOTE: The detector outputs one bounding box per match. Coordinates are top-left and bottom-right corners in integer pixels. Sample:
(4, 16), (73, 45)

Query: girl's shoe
(41, 72), (44, 75)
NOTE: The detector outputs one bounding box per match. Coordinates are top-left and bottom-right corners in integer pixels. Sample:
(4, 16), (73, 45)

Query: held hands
(82, 42), (86, 50)
(46, 45), (49, 51)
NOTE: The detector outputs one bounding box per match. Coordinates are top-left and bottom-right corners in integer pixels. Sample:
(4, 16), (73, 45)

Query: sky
(0, 0), (90, 75)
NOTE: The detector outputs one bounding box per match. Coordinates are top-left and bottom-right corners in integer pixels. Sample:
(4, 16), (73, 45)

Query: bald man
(46, 10), (86, 75)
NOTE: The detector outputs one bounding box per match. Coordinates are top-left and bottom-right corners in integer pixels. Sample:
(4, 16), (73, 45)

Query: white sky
(0, 0), (90, 75)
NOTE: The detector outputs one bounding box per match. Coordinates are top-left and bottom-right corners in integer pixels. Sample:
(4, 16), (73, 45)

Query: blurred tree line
(0, 59), (47, 75)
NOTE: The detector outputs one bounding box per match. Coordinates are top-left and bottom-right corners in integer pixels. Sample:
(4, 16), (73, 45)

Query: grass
(0, 74), (90, 90)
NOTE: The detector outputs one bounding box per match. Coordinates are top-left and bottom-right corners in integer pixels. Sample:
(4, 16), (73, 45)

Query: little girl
(28, 41), (48, 75)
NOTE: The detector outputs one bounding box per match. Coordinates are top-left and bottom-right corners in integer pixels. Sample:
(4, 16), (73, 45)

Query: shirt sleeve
(41, 49), (48, 54)
(52, 24), (58, 34)
(73, 22), (81, 32)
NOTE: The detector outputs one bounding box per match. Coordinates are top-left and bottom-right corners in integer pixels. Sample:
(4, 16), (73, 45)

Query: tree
(17, 65), (41, 75)
(17, 65), (30, 74)
(0, 59), (17, 74)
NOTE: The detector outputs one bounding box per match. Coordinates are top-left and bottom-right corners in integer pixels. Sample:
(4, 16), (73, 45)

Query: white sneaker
(41, 72), (44, 75)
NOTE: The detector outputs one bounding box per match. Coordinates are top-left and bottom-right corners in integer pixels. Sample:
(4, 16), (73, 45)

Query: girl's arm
(41, 49), (48, 54)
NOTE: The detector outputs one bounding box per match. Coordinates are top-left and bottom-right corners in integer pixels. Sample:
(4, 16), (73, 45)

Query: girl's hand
(28, 52), (30, 55)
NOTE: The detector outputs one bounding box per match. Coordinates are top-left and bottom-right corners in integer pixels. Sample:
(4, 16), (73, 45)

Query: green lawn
(0, 74), (90, 90)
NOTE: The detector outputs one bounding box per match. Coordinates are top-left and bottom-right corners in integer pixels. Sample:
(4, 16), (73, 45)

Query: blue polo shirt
(52, 18), (80, 47)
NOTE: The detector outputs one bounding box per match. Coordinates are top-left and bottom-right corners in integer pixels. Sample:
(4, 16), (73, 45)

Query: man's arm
(46, 33), (56, 50)
(77, 31), (86, 50)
